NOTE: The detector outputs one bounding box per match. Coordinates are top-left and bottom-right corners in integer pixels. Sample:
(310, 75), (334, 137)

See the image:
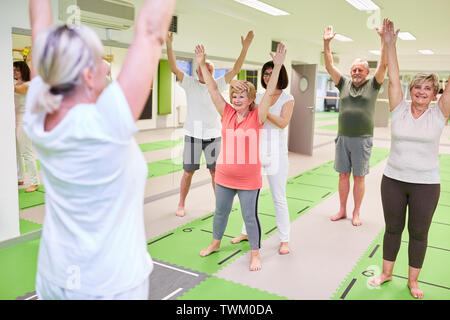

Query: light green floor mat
(317, 123), (339, 131)
(0, 239), (40, 300)
(139, 138), (183, 153)
(179, 276), (287, 300)
(20, 219), (42, 235)
(18, 186), (45, 211)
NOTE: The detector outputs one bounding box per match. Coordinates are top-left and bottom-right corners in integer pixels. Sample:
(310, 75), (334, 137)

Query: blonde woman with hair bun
(24, 0), (175, 300)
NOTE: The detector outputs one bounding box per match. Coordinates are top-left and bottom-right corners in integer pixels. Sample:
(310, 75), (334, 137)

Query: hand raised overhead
(194, 45), (207, 66)
(381, 18), (400, 46)
(323, 25), (336, 42)
(270, 43), (286, 66)
(241, 30), (254, 48)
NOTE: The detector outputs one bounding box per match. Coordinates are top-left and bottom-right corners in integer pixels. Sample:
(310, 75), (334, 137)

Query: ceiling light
(345, 0), (380, 11)
(233, 0), (290, 16)
(334, 34), (354, 42)
(369, 50), (380, 55)
(398, 32), (416, 40)
(418, 50), (434, 55)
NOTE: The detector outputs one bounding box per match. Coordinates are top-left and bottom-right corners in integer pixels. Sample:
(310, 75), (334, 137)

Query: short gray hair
(351, 58), (369, 72)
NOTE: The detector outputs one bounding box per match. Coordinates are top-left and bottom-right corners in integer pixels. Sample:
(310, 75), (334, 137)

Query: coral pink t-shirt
(215, 103), (263, 190)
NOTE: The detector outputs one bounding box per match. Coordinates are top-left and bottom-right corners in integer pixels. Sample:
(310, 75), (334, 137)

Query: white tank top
(255, 90), (294, 155)
(384, 100), (447, 184)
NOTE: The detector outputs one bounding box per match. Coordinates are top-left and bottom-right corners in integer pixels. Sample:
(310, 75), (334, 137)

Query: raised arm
(166, 32), (184, 82)
(258, 43), (287, 124)
(117, 0), (175, 121)
(195, 45), (227, 116)
(439, 79), (450, 118)
(374, 19), (388, 85)
(29, 0), (54, 79)
(323, 26), (341, 85)
(224, 31), (254, 83)
(381, 19), (402, 110)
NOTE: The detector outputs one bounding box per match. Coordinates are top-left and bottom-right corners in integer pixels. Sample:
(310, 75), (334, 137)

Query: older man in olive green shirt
(323, 25), (387, 226)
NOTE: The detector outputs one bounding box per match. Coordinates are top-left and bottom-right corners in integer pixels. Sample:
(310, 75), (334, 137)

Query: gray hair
(32, 24), (104, 113)
(351, 58), (369, 72)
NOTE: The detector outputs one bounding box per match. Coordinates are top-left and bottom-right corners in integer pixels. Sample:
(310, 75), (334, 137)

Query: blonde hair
(409, 73), (440, 94)
(229, 81), (256, 111)
(32, 24), (104, 113)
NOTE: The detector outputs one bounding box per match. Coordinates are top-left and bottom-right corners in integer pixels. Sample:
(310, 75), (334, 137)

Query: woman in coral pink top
(196, 42), (287, 271)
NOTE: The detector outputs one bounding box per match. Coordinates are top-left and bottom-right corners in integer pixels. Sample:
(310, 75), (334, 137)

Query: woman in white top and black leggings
(370, 19), (450, 299)
(25, 0), (174, 299)
(231, 61), (295, 255)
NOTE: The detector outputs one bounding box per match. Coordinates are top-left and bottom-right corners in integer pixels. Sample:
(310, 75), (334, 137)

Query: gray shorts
(334, 135), (373, 177)
(183, 135), (221, 171)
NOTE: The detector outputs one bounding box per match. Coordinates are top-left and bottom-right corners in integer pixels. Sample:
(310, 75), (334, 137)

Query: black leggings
(380, 175), (440, 269)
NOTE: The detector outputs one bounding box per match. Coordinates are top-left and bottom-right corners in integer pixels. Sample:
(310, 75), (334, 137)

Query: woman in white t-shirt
(231, 61), (295, 255)
(369, 19), (450, 299)
(25, 0), (174, 299)
(14, 61), (40, 192)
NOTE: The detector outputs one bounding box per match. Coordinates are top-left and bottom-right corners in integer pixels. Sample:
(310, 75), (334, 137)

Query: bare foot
(408, 281), (424, 299)
(249, 250), (262, 271)
(279, 242), (290, 255)
(200, 241), (220, 257)
(231, 234), (248, 244)
(176, 207), (185, 217)
(352, 215), (362, 226)
(331, 210), (347, 221)
(369, 273), (392, 287)
(25, 185), (38, 193)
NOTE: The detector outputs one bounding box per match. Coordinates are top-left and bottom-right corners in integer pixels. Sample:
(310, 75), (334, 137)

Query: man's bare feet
(279, 242), (290, 255)
(249, 250), (261, 271)
(200, 240), (220, 257)
(176, 207), (185, 217)
(25, 185), (38, 193)
(352, 214), (362, 226)
(369, 273), (392, 287)
(408, 281), (424, 299)
(330, 210), (347, 221)
(231, 233), (248, 244)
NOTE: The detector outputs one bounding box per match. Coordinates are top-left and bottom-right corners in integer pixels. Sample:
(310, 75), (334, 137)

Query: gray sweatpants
(213, 183), (261, 250)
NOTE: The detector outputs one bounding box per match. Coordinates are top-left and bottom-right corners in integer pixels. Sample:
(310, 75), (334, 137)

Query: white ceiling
(171, 0), (450, 73)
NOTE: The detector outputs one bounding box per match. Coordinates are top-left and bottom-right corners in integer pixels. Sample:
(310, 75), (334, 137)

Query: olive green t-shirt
(336, 75), (382, 137)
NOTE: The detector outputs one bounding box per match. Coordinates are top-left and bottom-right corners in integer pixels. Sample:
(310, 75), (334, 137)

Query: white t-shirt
(255, 90), (294, 155)
(23, 77), (152, 295)
(180, 73), (227, 139)
(384, 100), (447, 184)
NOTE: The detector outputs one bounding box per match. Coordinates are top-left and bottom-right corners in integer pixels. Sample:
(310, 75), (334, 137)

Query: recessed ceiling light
(398, 32), (416, 40)
(345, 0), (380, 11)
(334, 34), (354, 42)
(369, 50), (381, 55)
(233, 0), (290, 16)
(418, 50), (434, 55)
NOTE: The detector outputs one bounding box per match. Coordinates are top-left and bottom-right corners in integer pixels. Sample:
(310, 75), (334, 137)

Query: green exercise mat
(179, 276), (287, 300)
(139, 138), (183, 153)
(20, 219), (42, 235)
(0, 239), (40, 300)
(18, 186), (45, 211)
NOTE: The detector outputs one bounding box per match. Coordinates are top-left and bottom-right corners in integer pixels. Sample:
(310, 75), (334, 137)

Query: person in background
(197, 42), (288, 271)
(370, 19), (450, 299)
(323, 22), (387, 226)
(231, 60), (295, 255)
(14, 60), (40, 192)
(166, 30), (254, 217)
